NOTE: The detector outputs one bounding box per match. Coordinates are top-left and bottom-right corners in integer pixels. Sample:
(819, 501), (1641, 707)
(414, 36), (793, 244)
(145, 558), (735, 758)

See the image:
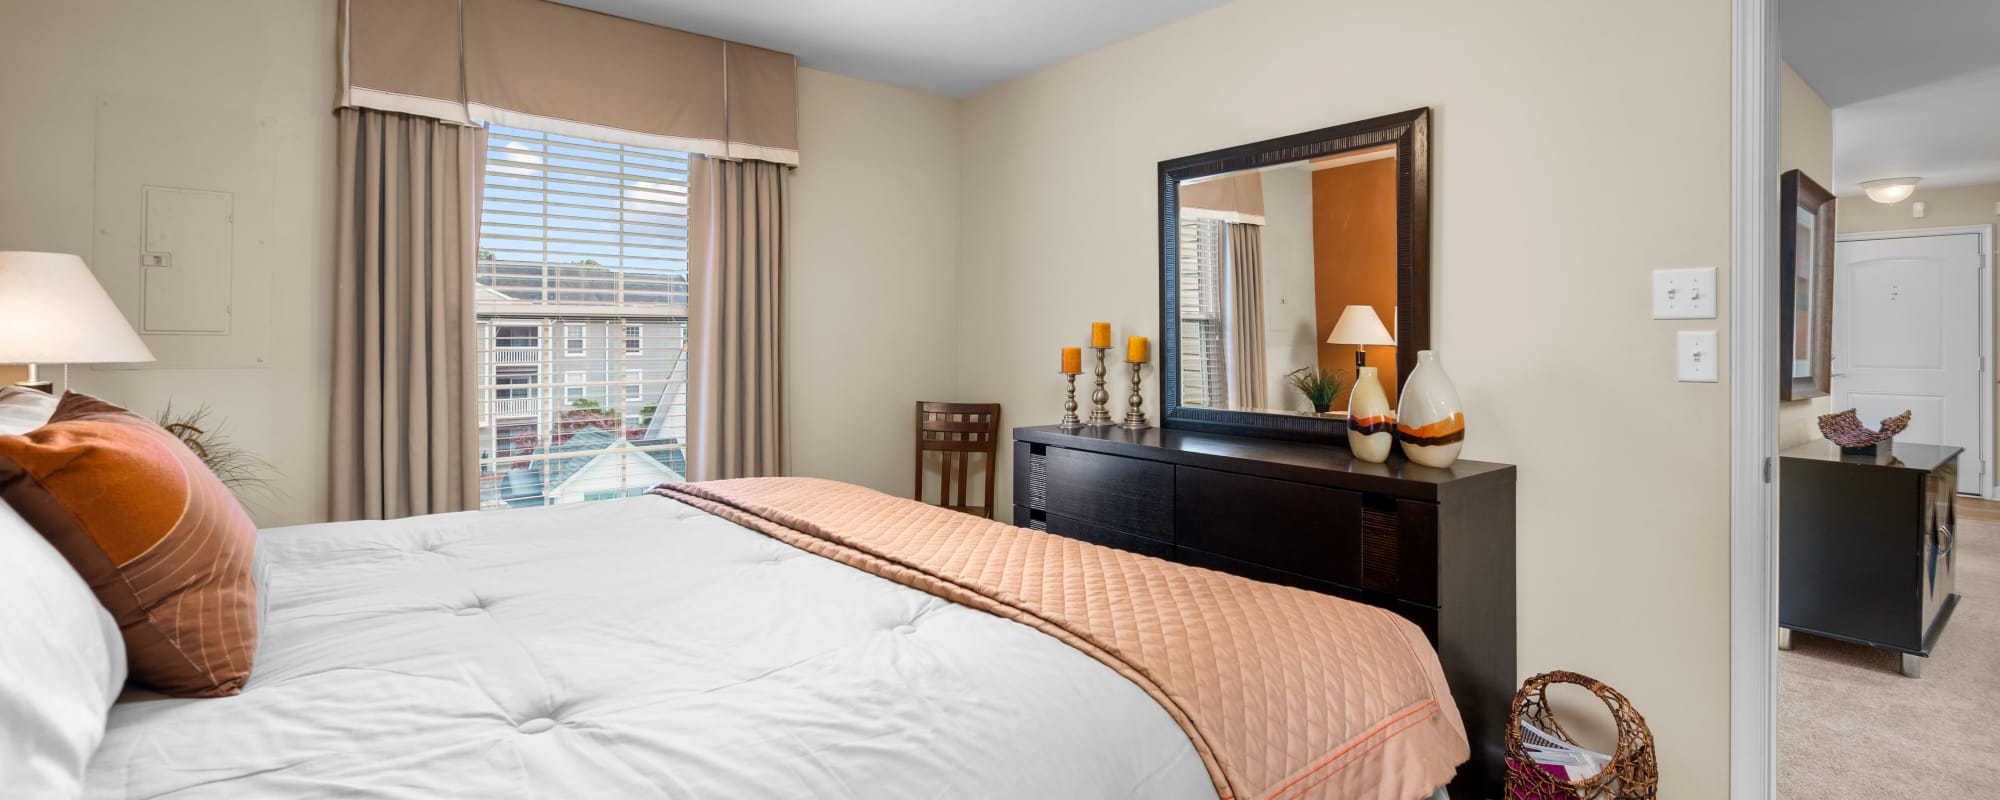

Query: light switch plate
(1653, 267), (1717, 319)
(1678, 330), (1718, 382)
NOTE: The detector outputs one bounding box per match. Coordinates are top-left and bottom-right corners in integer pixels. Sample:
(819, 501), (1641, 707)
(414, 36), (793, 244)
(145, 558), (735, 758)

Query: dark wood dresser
(1012, 425), (1516, 798)
(1779, 441), (1960, 678)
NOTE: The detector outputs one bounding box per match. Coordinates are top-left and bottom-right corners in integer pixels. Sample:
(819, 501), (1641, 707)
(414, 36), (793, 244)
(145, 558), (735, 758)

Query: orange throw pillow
(0, 392), (258, 697)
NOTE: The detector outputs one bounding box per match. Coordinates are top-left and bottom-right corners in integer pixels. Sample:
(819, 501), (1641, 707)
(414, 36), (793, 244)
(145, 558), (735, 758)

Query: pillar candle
(1127, 336), (1149, 363)
(1091, 322), (1111, 349)
(1061, 347), (1082, 374)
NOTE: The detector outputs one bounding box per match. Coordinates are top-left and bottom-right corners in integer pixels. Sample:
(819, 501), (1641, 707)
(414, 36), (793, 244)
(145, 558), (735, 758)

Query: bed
(57, 479), (1464, 799)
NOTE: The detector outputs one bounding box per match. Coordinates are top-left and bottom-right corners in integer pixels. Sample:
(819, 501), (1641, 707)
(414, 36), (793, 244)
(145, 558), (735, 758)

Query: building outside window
(495, 324), (539, 349)
(564, 324), (586, 356)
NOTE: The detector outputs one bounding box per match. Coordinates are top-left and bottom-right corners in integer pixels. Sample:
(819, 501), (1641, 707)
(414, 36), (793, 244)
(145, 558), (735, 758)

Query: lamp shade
(0, 252), (155, 364)
(1326, 304), (1395, 346)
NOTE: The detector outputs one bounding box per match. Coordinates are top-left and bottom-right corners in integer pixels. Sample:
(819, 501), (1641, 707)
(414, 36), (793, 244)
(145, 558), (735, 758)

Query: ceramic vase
(1346, 366), (1394, 463)
(1396, 350), (1464, 468)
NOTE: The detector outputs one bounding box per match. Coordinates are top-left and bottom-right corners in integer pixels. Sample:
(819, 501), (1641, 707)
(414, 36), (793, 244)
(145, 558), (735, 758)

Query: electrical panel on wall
(140, 186), (233, 334)
(92, 95), (274, 369)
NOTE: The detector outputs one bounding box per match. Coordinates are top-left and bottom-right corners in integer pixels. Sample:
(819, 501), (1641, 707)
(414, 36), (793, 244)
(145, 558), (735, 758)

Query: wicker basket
(1503, 671), (1658, 799)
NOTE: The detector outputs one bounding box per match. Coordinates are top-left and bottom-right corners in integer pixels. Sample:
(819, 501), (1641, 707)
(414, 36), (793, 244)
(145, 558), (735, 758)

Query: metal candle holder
(1121, 360), (1149, 429)
(1058, 371), (1083, 429)
(1087, 347), (1114, 425)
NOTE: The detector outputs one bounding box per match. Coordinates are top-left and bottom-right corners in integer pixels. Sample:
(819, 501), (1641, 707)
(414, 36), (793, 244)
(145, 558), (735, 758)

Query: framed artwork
(1779, 169), (1835, 401)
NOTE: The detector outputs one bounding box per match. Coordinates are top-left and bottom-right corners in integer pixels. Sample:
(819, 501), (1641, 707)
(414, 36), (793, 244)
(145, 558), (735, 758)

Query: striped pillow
(0, 392), (258, 697)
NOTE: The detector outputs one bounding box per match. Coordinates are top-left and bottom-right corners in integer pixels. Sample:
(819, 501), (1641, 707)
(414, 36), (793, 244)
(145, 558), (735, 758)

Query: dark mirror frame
(1158, 107), (1431, 444)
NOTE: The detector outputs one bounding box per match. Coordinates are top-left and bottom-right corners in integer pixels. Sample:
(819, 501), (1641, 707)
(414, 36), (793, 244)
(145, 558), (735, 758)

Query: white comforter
(84, 495), (1216, 799)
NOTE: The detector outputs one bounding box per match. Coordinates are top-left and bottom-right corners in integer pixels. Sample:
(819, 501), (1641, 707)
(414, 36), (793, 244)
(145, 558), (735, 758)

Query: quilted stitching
(654, 478), (1468, 800)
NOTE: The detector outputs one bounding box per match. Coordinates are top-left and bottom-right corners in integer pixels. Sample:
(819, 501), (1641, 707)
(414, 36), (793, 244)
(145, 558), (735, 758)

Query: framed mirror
(1158, 108), (1430, 444)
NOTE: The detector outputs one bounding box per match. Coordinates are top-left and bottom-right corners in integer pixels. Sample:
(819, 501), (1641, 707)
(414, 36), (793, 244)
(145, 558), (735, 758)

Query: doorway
(1832, 228), (1994, 497)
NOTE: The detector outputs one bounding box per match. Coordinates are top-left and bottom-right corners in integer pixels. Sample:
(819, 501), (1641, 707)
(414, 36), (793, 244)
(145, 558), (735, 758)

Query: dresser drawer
(1043, 446), (1174, 540)
(1175, 466), (1362, 587)
(1039, 512), (1176, 560)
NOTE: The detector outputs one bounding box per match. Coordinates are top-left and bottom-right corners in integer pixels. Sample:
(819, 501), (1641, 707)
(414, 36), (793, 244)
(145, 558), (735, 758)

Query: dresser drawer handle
(1938, 524), (1955, 557)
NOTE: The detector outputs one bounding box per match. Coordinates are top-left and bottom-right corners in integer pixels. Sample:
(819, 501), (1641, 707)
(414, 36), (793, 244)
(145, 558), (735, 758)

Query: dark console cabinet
(1012, 425), (1517, 799)
(1780, 442), (1961, 677)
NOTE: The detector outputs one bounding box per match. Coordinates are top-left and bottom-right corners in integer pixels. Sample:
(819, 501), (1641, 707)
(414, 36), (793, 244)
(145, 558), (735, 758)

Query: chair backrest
(914, 402), (1002, 518)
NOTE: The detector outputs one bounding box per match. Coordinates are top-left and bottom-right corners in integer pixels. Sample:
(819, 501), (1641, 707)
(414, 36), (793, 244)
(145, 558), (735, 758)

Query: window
(476, 124), (691, 509)
(495, 365), (538, 400)
(495, 420), (539, 458)
(496, 325), (539, 349)
(1177, 217), (1227, 408)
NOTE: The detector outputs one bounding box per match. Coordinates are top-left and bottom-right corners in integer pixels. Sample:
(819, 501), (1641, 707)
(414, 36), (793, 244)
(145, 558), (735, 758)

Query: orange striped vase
(1396, 350), (1464, 468)
(1346, 366), (1394, 463)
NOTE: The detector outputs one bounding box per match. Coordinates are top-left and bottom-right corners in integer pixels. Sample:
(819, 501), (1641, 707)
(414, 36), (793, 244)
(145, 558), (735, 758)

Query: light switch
(1653, 268), (1717, 319)
(1678, 330), (1718, 382)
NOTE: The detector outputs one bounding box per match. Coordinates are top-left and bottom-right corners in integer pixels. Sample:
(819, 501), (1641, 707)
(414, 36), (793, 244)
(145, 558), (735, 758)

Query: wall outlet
(1678, 330), (1718, 382)
(1653, 267), (1717, 319)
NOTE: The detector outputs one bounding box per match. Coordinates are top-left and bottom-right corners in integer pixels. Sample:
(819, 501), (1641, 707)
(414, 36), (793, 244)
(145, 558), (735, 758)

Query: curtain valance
(339, 0), (799, 165)
(1179, 171), (1265, 224)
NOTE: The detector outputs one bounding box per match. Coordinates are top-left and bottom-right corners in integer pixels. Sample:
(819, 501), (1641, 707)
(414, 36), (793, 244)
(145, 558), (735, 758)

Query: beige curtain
(329, 108), (485, 520)
(1226, 222), (1268, 409)
(688, 158), (786, 480)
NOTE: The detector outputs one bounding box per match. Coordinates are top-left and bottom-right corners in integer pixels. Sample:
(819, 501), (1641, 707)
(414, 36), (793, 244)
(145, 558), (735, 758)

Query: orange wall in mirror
(1312, 156), (1398, 406)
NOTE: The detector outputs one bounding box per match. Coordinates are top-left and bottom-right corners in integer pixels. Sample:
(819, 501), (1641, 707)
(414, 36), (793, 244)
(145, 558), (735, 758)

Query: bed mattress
(83, 495), (1216, 799)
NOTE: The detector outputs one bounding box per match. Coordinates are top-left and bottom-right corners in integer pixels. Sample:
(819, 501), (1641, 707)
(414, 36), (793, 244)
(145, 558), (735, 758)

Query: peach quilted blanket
(651, 478), (1467, 800)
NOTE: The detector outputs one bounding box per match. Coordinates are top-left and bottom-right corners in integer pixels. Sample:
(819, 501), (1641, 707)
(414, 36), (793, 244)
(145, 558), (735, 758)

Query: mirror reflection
(1174, 145), (1399, 416)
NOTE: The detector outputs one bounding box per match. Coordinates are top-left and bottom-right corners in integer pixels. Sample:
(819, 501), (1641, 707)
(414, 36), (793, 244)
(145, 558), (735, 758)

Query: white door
(1832, 233), (1984, 494)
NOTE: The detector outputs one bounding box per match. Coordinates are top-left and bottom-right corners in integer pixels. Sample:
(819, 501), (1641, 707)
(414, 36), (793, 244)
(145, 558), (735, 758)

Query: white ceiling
(555, 0), (1233, 98)
(1779, 0), (2000, 192)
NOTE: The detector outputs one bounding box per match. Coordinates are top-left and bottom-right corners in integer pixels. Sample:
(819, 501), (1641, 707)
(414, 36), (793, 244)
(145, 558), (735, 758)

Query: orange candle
(1126, 336), (1149, 363)
(1090, 322), (1111, 349)
(1060, 347), (1082, 374)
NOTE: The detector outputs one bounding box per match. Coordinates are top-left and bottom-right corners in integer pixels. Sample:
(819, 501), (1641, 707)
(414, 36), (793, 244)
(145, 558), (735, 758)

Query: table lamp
(1326, 304), (1395, 371)
(0, 251), (156, 392)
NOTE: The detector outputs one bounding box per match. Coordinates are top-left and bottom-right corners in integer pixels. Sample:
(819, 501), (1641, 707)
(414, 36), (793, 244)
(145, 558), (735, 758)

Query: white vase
(1346, 366), (1393, 463)
(1396, 350), (1464, 468)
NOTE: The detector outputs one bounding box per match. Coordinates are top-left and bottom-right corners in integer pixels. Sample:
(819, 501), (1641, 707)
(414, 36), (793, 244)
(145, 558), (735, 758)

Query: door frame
(1834, 225), (1996, 499)
(1729, 0), (1779, 796)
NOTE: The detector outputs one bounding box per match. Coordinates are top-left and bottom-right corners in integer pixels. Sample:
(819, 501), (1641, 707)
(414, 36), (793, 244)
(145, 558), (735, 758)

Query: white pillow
(0, 500), (127, 797)
(0, 386), (58, 435)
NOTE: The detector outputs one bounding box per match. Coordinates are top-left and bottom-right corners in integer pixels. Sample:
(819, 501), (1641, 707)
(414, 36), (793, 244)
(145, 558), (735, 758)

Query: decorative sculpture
(1817, 408), (1911, 456)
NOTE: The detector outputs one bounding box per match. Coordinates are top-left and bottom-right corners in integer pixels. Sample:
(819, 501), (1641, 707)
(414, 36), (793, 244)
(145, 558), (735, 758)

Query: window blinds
(1178, 217), (1228, 408)
(475, 125), (691, 510)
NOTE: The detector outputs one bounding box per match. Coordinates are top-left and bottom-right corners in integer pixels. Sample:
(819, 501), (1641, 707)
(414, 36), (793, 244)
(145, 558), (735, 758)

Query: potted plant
(1285, 366), (1344, 414)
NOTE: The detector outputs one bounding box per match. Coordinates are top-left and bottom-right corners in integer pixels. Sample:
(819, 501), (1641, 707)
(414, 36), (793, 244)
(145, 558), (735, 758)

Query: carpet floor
(1778, 497), (2000, 797)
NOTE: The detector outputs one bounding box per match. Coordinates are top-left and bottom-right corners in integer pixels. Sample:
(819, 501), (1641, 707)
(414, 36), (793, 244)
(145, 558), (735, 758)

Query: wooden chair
(915, 402), (1001, 519)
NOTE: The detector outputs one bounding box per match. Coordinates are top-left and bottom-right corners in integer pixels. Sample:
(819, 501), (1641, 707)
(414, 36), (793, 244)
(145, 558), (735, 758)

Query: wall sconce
(1860, 177), (1921, 205)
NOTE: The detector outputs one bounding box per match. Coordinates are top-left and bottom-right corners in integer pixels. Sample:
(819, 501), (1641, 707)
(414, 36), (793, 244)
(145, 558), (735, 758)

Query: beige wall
(1777, 61), (1835, 448)
(0, 0), (337, 526)
(787, 68), (963, 496)
(1839, 182), (2000, 232)
(1257, 164), (1319, 410)
(0, 1), (962, 521)
(955, 0), (1734, 793)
